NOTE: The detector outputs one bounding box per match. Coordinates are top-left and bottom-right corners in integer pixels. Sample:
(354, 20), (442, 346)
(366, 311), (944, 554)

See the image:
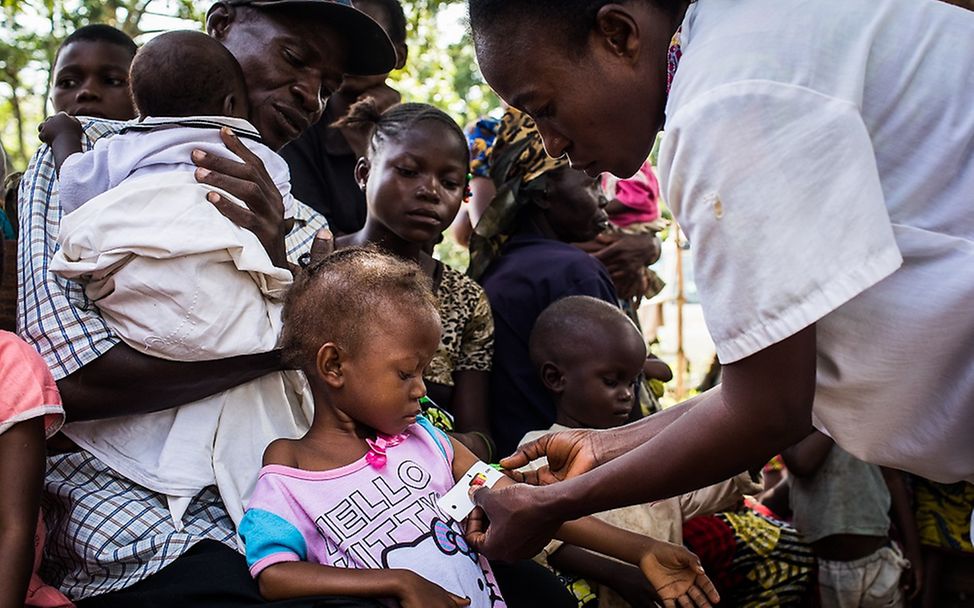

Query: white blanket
(51, 170), (311, 529)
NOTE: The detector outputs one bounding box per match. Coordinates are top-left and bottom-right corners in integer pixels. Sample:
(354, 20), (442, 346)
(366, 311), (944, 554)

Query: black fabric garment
(491, 559), (578, 608)
(479, 227), (618, 457)
(279, 103), (367, 236)
(75, 540), (384, 608)
(74, 537), (574, 607)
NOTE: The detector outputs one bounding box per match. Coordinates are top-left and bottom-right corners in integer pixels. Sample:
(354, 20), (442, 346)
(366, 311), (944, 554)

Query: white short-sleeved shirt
(658, 0), (974, 482)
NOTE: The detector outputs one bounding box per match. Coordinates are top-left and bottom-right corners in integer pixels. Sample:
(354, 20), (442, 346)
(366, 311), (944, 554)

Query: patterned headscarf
(467, 108), (570, 279)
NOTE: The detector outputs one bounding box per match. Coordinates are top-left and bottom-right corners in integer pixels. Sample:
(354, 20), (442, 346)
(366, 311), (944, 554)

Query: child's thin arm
(548, 545), (660, 606)
(882, 467), (923, 600)
(37, 112), (83, 176)
(257, 562), (470, 608)
(554, 516), (719, 607)
(780, 429), (833, 477)
(0, 418), (46, 608)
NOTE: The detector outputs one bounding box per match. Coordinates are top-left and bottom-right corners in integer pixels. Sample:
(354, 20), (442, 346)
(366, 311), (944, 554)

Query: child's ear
(594, 5), (641, 61)
(353, 157), (371, 192)
(315, 342), (345, 388)
(540, 362), (567, 395)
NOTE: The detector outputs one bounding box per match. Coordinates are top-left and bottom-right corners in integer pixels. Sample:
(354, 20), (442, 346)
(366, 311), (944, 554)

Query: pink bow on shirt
(365, 432), (408, 468)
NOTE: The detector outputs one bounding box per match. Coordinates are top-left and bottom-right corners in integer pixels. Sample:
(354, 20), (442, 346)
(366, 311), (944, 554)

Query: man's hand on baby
(637, 541), (720, 608)
(193, 127), (290, 268)
(578, 232), (662, 299)
(500, 428), (604, 486)
(394, 570), (471, 608)
(38, 112), (83, 146)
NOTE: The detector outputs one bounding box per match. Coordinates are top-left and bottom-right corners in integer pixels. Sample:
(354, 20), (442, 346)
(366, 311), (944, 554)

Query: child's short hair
(56, 24), (137, 62)
(281, 246), (440, 370)
(529, 296), (639, 368)
(128, 30), (246, 118)
(334, 99), (469, 165)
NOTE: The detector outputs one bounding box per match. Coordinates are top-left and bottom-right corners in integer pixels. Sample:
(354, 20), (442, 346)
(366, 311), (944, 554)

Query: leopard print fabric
(425, 265), (494, 386)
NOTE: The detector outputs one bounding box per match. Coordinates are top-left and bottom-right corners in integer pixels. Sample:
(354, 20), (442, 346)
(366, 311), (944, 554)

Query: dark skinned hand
(498, 428), (604, 486)
(577, 232), (662, 299)
(397, 571), (472, 608)
(193, 127), (292, 268)
(639, 542), (720, 608)
(464, 430), (607, 560)
(37, 111), (82, 146)
(464, 483), (560, 561)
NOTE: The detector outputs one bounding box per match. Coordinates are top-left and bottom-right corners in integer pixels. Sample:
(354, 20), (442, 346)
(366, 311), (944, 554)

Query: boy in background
(519, 295), (761, 608)
(50, 24), (137, 120)
(783, 430), (922, 607)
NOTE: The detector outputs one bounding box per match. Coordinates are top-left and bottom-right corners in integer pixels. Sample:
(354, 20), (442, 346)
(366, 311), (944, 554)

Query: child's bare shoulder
(263, 438), (300, 467)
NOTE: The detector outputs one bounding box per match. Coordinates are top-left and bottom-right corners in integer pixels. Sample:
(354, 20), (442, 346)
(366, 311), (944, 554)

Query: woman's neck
(289, 389), (376, 471)
(525, 206), (560, 240)
(340, 219), (439, 277)
(345, 218), (425, 262)
(554, 409), (585, 429)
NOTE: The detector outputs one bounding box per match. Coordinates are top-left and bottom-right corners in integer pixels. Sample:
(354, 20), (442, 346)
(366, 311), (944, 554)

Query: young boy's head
(128, 30), (249, 120)
(52, 24), (138, 120)
(280, 247), (442, 435)
(530, 296), (647, 430)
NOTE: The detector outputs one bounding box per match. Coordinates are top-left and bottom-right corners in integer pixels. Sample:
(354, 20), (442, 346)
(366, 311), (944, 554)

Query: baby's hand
(38, 112), (83, 146)
(638, 541), (720, 608)
(395, 570), (471, 608)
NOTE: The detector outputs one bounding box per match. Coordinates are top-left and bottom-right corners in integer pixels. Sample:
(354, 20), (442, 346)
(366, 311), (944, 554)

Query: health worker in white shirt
(461, 0), (974, 561)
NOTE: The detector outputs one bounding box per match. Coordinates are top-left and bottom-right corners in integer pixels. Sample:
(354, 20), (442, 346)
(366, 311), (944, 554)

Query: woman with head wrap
(469, 108), (619, 457)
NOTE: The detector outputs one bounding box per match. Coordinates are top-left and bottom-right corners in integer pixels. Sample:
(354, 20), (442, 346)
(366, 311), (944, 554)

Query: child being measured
(239, 247), (720, 608)
(41, 30), (310, 528)
(519, 295), (761, 608)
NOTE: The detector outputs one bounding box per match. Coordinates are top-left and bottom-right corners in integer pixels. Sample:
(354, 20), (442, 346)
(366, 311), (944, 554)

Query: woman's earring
(463, 173), (473, 202)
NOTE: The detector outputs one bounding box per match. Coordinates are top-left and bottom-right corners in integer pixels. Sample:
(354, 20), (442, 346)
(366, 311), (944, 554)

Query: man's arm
(57, 343), (283, 422)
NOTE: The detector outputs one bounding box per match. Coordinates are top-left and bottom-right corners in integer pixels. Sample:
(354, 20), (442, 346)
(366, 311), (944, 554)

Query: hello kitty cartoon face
(381, 518), (504, 608)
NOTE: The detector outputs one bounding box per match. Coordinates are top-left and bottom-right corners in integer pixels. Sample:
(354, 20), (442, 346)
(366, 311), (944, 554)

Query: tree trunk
(8, 82), (27, 169)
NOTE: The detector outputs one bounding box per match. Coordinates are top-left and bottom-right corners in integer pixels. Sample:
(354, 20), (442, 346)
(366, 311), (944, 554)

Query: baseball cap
(217, 0), (397, 75)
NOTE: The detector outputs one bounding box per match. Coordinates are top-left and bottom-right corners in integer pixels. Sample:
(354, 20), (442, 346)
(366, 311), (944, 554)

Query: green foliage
(0, 0), (495, 172)
(391, 0), (499, 129)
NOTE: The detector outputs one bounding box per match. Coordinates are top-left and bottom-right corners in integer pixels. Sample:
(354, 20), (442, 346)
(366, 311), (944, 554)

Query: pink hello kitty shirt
(239, 416), (505, 608)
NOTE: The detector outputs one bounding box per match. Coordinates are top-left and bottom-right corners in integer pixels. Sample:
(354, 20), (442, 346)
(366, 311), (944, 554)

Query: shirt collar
(121, 115), (262, 143)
